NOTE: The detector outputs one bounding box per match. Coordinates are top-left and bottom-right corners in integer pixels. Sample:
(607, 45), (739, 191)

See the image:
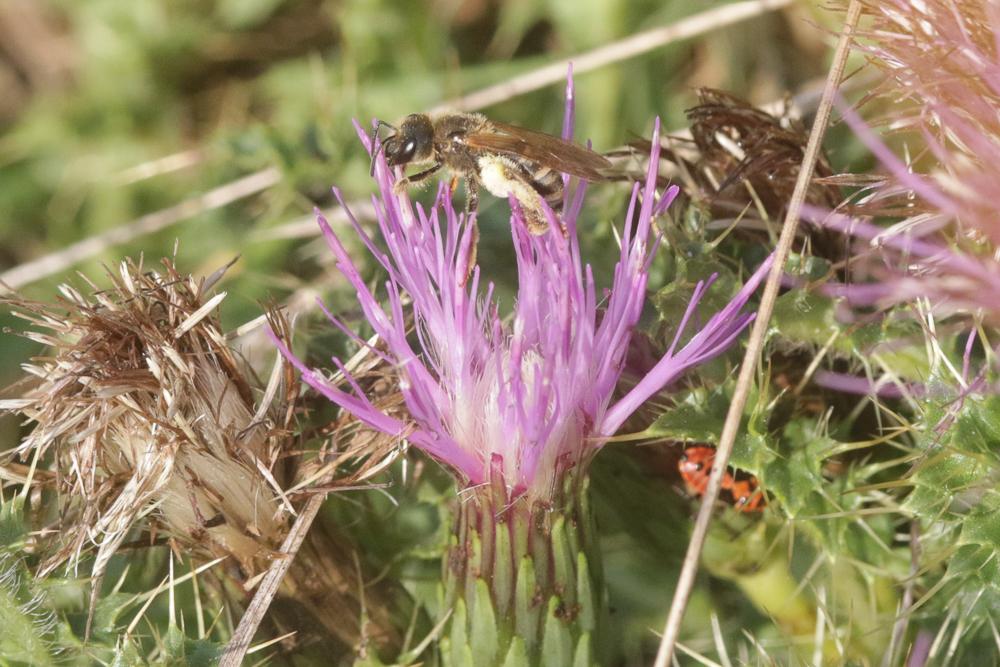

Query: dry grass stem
(651, 2), (864, 665)
(0, 167), (280, 292)
(112, 148), (204, 186)
(431, 0), (794, 114)
(250, 199), (376, 243)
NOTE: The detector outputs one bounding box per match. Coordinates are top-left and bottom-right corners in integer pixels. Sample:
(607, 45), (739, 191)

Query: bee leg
(392, 162), (443, 194)
(524, 206), (551, 235)
(460, 178), (480, 286)
(510, 167), (554, 235)
(465, 177), (479, 215)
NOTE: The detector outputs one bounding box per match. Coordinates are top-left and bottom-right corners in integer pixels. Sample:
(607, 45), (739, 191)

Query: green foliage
(2, 0), (993, 665)
(0, 552), (58, 666)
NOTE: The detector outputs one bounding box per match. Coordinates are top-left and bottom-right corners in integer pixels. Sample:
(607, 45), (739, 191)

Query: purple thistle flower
(811, 204), (1000, 314)
(853, 0), (1000, 244)
(271, 77), (769, 502)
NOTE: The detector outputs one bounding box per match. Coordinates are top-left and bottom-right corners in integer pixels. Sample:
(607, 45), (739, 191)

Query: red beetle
(679, 445), (765, 512)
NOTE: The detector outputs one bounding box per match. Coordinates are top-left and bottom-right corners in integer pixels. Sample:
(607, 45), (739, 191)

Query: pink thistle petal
(275, 72), (768, 499)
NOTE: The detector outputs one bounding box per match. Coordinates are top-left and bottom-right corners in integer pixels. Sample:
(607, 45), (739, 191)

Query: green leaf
(90, 592), (136, 638)
(0, 553), (56, 666)
(770, 289), (931, 379)
(947, 544), (1000, 589)
(905, 397), (1000, 519)
(111, 637), (146, 667)
(646, 386), (766, 471)
(0, 496), (27, 550)
(770, 290), (841, 349)
(761, 419), (833, 517)
(181, 637), (224, 667)
(959, 503), (1000, 549)
(164, 623), (185, 659)
(647, 388), (728, 442)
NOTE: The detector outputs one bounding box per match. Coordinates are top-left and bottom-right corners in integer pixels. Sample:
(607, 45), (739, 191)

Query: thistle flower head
(276, 77), (769, 504)
(1, 259), (294, 579)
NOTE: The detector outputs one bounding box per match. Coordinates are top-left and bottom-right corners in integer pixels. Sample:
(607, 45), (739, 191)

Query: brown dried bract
(686, 88), (840, 214)
(609, 88), (845, 262)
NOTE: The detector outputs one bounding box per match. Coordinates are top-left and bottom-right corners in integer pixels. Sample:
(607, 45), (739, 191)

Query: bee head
(371, 114), (434, 175)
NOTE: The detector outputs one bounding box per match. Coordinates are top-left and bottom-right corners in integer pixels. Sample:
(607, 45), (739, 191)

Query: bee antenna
(369, 119), (396, 177)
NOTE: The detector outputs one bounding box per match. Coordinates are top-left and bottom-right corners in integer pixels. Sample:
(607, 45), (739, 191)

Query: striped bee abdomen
(526, 165), (565, 212)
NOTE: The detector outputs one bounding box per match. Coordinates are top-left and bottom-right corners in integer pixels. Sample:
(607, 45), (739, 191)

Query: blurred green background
(0, 1), (866, 664)
(0, 0), (833, 345)
(0, 0), (841, 455)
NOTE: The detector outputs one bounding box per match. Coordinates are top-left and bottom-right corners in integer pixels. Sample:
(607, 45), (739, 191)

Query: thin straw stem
(0, 167), (280, 292)
(431, 0), (793, 114)
(218, 491), (325, 667)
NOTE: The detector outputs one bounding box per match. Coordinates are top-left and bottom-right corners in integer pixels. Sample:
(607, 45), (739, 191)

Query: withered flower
(1, 257), (401, 656)
(2, 258), (291, 578)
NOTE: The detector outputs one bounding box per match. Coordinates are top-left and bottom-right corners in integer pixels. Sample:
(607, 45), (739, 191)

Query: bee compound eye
(402, 140), (417, 158)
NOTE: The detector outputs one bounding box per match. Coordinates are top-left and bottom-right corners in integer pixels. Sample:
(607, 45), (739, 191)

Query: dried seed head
(2, 258), (294, 579)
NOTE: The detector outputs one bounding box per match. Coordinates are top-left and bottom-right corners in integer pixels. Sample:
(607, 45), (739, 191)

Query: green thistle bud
(441, 469), (603, 667)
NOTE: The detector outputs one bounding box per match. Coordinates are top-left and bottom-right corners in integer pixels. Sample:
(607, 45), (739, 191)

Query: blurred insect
(369, 112), (612, 234)
(679, 445), (765, 512)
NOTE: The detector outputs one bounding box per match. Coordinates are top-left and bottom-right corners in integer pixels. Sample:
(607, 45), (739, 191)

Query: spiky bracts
(442, 469), (601, 666)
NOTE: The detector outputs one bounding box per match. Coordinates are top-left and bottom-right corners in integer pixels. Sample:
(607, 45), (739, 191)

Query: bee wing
(463, 121), (612, 181)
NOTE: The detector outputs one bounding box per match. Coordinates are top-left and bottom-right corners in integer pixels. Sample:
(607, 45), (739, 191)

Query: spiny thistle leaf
(645, 386), (766, 471)
(0, 552), (59, 666)
(163, 623), (224, 666)
(110, 638), (146, 667)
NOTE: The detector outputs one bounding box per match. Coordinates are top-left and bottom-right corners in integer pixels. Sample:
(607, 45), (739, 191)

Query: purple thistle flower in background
(812, 1), (1000, 320)
(271, 78), (769, 505)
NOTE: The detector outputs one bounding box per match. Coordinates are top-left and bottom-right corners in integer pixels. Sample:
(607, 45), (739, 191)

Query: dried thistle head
(686, 88), (840, 215)
(1, 257), (297, 580)
(616, 88), (844, 261)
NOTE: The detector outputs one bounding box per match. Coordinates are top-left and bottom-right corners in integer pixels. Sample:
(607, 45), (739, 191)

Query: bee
(369, 112), (612, 234)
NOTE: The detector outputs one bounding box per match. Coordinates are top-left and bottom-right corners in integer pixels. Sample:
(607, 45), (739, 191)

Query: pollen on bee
(477, 156), (518, 199)
(478, 156), (550, 234)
